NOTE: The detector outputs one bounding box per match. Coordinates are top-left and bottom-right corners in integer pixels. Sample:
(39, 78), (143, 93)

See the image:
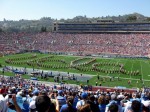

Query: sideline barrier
(30, 77), (38, 80)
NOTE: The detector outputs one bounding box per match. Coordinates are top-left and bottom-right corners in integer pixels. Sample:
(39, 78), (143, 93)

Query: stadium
(1, 21), (150, 88)
(0, 1), (150, 111)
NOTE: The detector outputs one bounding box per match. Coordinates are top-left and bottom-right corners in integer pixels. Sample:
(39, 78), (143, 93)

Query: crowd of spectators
(1, 32), (150, 112)
(0, 32), (36, 55)
(1, 32), (150, 56)
(0, 74), (150, 112)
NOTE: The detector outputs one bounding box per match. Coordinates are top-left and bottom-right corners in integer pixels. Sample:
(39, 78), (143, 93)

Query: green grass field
(0, 52), (150, 88)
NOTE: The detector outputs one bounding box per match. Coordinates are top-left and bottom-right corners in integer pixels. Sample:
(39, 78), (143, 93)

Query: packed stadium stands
(1, 32), (150, 57)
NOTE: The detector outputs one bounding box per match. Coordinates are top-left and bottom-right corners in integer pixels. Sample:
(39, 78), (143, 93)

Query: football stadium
(1, 21), (150, 88)
(0, 1), (150, 112)
(1, 20), (150, 111)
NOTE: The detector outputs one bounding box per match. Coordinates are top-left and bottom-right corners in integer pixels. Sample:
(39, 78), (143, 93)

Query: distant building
(53, 21), (150, 33)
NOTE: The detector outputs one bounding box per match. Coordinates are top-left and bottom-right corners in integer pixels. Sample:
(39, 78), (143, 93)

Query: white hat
(117, 95), (125, 99)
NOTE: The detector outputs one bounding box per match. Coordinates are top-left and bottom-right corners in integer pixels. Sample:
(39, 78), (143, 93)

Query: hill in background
(0, 12), (150, 33)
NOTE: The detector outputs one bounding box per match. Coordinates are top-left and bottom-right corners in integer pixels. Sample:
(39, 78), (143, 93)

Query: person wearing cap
(28, 89), (39, 111)
(76, 92), (88, 109)
(32, 89), (39, 100)
(56, 90), (66, 109)
(15, 90), (27, 111)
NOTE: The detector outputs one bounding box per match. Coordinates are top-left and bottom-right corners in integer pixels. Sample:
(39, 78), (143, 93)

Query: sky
(0, 0), (150, 21)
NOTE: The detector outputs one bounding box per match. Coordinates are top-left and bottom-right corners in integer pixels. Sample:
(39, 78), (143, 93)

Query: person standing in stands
(87, 95), (100, 112)
(60, 96), (77, 112)
(56, 90), (66, 109)
(98, 95), (107, 112)
(76, 92), (88, 109)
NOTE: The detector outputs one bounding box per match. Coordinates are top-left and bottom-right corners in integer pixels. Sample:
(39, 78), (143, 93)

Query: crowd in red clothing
(1, 32), (150, 56)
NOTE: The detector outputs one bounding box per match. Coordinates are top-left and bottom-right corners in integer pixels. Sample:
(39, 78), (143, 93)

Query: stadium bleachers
(1, 32), (150, 56)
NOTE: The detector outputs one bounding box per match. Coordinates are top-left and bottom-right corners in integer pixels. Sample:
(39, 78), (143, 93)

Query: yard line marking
(144, 60), (150, 78)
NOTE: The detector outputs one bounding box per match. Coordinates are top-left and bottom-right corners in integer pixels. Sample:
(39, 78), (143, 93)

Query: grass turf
(0, 52), (150, 88)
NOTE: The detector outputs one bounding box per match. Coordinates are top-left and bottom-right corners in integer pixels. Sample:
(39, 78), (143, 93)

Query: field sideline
(0, 52), (150, 88)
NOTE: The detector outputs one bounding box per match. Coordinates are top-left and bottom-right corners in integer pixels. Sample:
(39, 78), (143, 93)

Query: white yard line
(144, 60), (150, 78)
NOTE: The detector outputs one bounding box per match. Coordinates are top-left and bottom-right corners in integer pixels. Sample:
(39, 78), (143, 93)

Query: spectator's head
(132, 93), (137, 98)
(117, 94), (124, 100)
(89, 95), (95, 102)
(81, 92), (88, 99)
(58, 90), (63, 96)
(105, 94), (111, 104)
(66, 96), (74, 106)
(40, 90), (47, 96)
(111, 94), (117, 100)
(98, 95), (106, 104)
(131, 100), (141, 112)
(78, 104), (92, 112)
(35, 95), (51, 112)
(108, 103), (118, 112)
(32, 89), (39, 96)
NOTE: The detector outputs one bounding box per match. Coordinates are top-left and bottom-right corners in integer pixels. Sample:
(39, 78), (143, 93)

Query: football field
(0, 53), (150, 88)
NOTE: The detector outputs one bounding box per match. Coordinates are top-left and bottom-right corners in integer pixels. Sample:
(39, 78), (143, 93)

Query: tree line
(0, 13), (150, 33)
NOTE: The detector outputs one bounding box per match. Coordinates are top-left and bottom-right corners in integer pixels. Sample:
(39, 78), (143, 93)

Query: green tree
(41, 26), (47, 32)
(0, 28), (2, 32)
(146, 17), (150, 21)
(126, 15), (137, 22)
